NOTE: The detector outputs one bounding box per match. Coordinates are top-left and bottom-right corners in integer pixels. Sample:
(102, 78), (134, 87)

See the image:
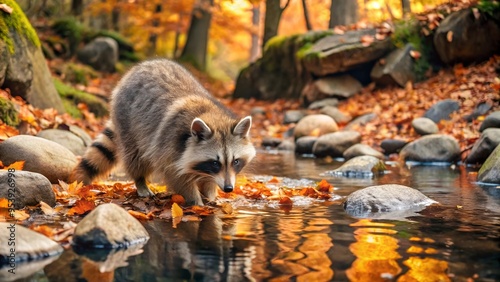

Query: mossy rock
(61, 63), (99, 85)
(478, 144), (500, 183)
(0, 0), (40, 54)
(0, 96), (18, 126)
(54, 78), (108, 117)
(52, 17), (87, 57)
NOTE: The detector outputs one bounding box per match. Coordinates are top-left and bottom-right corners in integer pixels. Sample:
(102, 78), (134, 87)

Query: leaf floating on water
(128, 210), (153, 220)
(316, 179), (333, 193)
(172, 202), (183, 218)
(221, 202), (234, 214)
(279, 196), (293, 206)
(171, 194), (186, 206)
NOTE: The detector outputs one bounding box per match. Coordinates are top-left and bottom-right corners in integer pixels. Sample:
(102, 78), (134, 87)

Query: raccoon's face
(179, 116), (256, 193)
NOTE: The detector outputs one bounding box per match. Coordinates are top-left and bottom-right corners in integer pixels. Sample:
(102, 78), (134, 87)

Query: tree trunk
(148, 4), (162, 56)
(262, 0), (291, 48)
(71, 0), (83, 16)
(329, 0), (358, 28)
(180, 0), (214, 71)
(250, 3), (260, 62)
(302, 0), (313, 31)
(402, 0), (411, 16)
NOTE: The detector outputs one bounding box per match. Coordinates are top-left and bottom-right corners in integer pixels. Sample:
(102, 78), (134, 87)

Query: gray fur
(79, 59), (255, 205)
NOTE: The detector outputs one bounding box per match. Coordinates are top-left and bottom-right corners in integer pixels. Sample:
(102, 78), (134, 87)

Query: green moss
(62, 63), (99, 85)
(52, 17), (87, 56)
(0, 96), (19, 126)
(0, 0), (41, 54)
(61, 98), (82, 118)
(477, 0), (500, 18)
(391, 18), (432, 81)
(54, 78), (109, 117)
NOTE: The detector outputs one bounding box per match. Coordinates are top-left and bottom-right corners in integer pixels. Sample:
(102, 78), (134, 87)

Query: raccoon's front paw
(137, 188), (155, 197)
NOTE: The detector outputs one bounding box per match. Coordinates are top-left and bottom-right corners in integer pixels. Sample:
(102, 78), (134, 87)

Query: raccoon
(71, 59), (256, 205)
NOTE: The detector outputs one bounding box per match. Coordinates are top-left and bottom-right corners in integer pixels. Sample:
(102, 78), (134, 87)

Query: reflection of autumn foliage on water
(347, 219), (451, 281)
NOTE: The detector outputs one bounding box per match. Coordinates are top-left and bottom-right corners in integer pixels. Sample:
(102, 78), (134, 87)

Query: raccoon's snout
(223, 185), (233, 193)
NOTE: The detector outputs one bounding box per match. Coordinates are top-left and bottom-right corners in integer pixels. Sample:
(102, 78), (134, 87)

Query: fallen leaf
(279, 196), (293, 206)
(410, 50), (421, 60)
(171, 194), (186, 206)
(0, 3), (13, 14)
(128, 210), (153, 220)
(4, 161), (25, 171)
(0, 198), (8, 208)
(172, 202), (183, 218)
(67, 199), (95, 215)
(221, 202), (234, 214)
(40, 201), (56, 215)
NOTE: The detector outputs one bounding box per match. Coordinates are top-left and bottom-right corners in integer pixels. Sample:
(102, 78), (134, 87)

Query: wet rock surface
(293, 114), (338, 139)
(322, 155), (386, 177)
(312, 131), (361, 158)
(400, 134), (460, 163)
(343, 144), (385, 160)
(72, 203), (150, 248)
(466, 128), (500, 165)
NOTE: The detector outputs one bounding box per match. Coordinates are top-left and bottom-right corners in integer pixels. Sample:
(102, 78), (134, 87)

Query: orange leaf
(446, 31), (453, 42)
(279, 196), (293, 206)
(220, 202), (233, 214)
(32, 225), (55, 237)
(268, 177), (280, 183)
(67, 199), (95, 215)
(171, 202), (183, 218)
(5, 161), (25, 171)
(171, 194), (186, 206)
(40, 201), (56, 215)
(128, 210), (153, 220)
(0, 198), (9, 208)
(316, 179), (333, 193)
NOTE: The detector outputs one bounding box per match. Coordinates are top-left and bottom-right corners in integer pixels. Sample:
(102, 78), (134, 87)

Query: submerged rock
(0, 135), (77, 183)
(261, 137), (282, 148)
(313, 131), (361, 158)
(0, 170), (55, 209)
(400, 134), (460, 163)
(466, 128), (500, 165)
(293, 114), (338, 139)
(411, 117), (439, 136)
(343, 144), (385, 160)
(478, 144), (500, 184)
(322, 155), (386, 178)
(295, 136), (318, 155)
(0, 222), (63, 264)
(72, 203), (149, 248)
(343, 184), (437, 218)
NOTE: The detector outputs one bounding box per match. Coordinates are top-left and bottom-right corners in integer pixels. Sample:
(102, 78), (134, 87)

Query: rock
(322, 155), (385, 177)
(479, 111), (500, 132)
(307, 98), (339, 110)
(302, 29), (394, 76)
(283, 110), (306, 124)
(293, 114), (338, 139)
(411, 117), (439, 135)
(295, 136), (318, 155)
(37, 129), (87, 156)
(343, 144), (385, 160)
(371, 43), (416, 87)
(312, 131), (361, 158)
(319, 106), (352, 125)
(0, 222), (63, 264)
(423, 99), (460, 123)
(261, 137), (282, 148)
(250, 106), (266, 116)
(464, 102), (492, 122)
(478, 144), (500, 183)
(380, 139), (408, 155)
(72, 203), (149, 248)
(0, 1), (65, 112)
(0, 135), (77, 183)
(466, 128), (500, 165)
(277, 139), (295, 151)
(434, 9), (500, 65)
(344, 113), (377, 130)
(77, 37), (118, 73)
(0, 170), (55, 209)
(400, 134), (461, 163)
(301, 75), (362, 104)
(69, 125), (93, 146)
(343, 184), (438, 218)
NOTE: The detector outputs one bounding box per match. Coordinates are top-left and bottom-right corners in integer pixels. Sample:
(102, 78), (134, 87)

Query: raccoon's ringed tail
(71, 124), (117, 184)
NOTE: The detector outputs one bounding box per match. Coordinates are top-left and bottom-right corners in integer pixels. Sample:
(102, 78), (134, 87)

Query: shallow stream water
(10, 151), (500, 281)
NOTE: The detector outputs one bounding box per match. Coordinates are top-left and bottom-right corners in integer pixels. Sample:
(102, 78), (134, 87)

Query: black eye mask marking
(193, 159), (222, 174)
(232, 158), (246, 173)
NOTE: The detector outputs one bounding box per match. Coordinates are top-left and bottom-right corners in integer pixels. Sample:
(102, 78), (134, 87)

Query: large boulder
(302, 29), (393, 76)
(343, 184), (437, 218)
(72, 203), (150, 248)
(466, 128), (500, 165)
(0, 135), (78, 183)
(0, 0), (65, 112)
(37, 129), (87, 156)
(77, 37), (118, 73)
(400, 134), (460, 163)
(434, 8), (500, 65)
(301, 75), (362, 104)
(0, 170), (55, 209)
(370, 43), (416, 87)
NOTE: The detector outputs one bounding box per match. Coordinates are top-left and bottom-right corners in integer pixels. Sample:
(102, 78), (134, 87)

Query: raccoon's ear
(191, 118), (212, 140)
(233, 116), (252, 138)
